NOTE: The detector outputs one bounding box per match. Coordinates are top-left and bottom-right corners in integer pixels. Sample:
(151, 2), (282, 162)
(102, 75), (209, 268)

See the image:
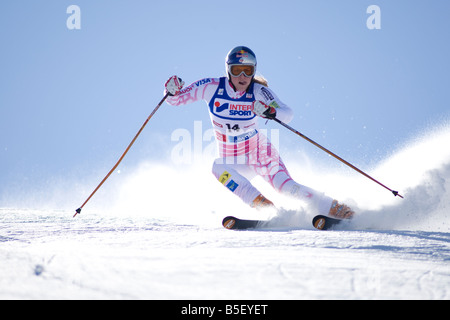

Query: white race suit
(166, 77), (333, 213)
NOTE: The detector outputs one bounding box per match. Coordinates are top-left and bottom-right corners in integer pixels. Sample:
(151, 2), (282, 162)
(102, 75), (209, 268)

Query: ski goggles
(228, 64), (256, 77)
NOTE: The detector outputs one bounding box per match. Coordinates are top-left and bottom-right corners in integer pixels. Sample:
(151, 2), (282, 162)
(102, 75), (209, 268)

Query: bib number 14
(225, 123), (240, 132)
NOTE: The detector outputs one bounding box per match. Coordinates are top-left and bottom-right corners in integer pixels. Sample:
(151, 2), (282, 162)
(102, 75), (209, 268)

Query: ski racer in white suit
(164, 46), (354, 219)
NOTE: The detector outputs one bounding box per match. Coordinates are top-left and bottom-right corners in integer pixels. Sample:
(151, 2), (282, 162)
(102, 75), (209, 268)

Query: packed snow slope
(1, 124), (449, 299)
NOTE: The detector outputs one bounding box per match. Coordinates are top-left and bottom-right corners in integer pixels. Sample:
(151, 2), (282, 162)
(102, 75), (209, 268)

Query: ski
(312, 215), (345, 230)
(223, 215), (349, 230)
(222, 216), (267, 230)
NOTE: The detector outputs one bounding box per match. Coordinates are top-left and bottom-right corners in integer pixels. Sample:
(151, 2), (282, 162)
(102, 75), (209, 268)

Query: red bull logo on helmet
(236, 50), (249, 58)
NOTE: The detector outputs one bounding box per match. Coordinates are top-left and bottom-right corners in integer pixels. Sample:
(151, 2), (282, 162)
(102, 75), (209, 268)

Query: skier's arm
(254, 85), (293, 123)
(164, 77), (219, 107)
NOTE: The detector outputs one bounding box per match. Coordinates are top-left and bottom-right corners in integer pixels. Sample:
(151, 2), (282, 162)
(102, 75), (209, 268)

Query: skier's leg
(212, 158), (274, 208)
(248, 133), (345, 215)
(253, 158), (335, 214)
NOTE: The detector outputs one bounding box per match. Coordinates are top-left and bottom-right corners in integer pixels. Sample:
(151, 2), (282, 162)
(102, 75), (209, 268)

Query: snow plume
(353, 163), (450, 231)
(3, 122), (449, 233)
(349, 123), (450, 232)
(275, 121), (450, 232)
(106, 160), (254, 227)
(100, 121), (450, 232)
(288, 123), (450, 232)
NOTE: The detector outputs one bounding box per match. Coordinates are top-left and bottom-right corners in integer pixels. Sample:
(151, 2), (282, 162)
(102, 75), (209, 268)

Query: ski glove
(252, 100), (277, 119)
(165, 75), (185, 96)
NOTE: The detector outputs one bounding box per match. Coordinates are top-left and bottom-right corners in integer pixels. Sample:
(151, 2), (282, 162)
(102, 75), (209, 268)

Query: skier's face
(230, 73), (251, 92)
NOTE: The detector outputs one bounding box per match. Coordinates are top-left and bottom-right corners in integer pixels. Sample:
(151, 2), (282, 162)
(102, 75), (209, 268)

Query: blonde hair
(253, 75), (268, 87)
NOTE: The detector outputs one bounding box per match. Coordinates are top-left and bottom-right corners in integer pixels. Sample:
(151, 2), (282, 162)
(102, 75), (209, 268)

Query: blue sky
(1, 1), (449, 204)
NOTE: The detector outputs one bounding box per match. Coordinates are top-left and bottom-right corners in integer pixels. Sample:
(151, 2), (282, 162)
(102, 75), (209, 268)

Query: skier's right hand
(165, 75), (184, 96)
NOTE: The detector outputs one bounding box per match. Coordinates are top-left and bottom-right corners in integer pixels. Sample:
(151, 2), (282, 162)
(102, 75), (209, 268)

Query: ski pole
(272, 118), (403, 199)
(74, 92), (171, 218)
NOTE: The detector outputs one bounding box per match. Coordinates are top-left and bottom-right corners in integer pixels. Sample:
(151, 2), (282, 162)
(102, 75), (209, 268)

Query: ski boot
(328, 200), (354, 219)
(251, 194), (275, 210)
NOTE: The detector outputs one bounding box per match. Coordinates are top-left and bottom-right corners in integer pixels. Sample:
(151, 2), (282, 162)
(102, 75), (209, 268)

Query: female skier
(164, 46), (354, 220)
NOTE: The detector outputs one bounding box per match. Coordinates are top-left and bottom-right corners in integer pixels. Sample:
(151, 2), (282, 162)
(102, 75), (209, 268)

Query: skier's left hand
(252, 100), (277, 119)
